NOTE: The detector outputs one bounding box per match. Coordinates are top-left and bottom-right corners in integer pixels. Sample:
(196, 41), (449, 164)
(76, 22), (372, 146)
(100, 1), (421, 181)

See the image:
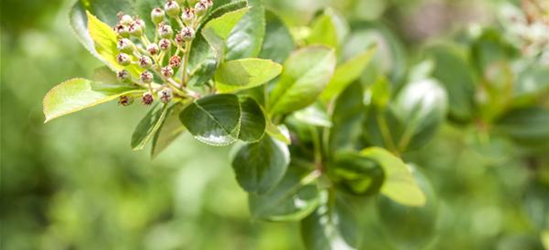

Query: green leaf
(131, 104), (170, 151)
(215, 59), (282, 93)
(301, 191), (361, 250)
(238, 97), (267, 142)
(91, 66), (118, 83)
(86, 11), (140, 77)
(320, 46), (376, 101)
(179, 94), (241, 146)
(494, 107), (549, 148)
(365, 75), (392, 109)
(360, 147), (426, 207)
(391, 78), (448, 151)
(231, 135), (289, 194)
(201, 6), (250, 61)
(306, 11), (339, 49)
(43, 78), (142, 123)
(266, 122), (291, 145)
(329, 82), (365, 152)
(249, 168), (320, 221)
(377, 166), (438, 250)
(151, 104), (187, 158)
(259, 10), (295, 63)
(425, 44), (476, 123)
(268, 46), (337, 115)
(292, 104), (332, 128)
(225, 0), (266, 60)
(328, 151), (384, 196)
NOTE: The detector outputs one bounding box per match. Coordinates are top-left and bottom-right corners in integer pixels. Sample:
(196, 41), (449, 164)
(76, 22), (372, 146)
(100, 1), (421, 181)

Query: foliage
(2, 0), (547, 249)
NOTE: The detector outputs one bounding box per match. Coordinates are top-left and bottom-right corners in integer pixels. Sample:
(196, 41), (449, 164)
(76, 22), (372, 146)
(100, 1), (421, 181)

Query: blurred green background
(1, 0), (548, 249)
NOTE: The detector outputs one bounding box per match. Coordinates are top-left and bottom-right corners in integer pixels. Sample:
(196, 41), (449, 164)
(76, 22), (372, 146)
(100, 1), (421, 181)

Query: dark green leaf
(238, 97), (267, 142)
(494, 107), (549, 148)
(179, 94), (241, 146)
(249, 167), (320, 221)
(231, 135), (289, 194)
(328, 151), (384, 196)
(377, 165), (438, 250)
(259, 10), (295, 63)
(131, 104), (170, 151)
(329, 82), (366, 152)
(151, 103), (187, 158)
(225, 0), (266, 60)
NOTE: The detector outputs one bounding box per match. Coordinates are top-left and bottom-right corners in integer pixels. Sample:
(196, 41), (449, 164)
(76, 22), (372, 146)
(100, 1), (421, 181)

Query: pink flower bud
(118, 95), (134, 106)
(161, 66), (174, 78)
(181, 27), (195, 41)
(195, 1), (208, 16)
(118, 12), (134, 25)
(139, 56), (153, 69)
(117, 53), (131, 66)
(141, 71), (154, 83)
(117, 70), (130, 82)
(128, 22), (143, 37)
(147, 43), (159, 55)
(151, 8), (165, 24)
(169, 55), (182, 68)
(158, 88), (173, 103)
(165, 1), (181, 17)
(117, 38), (134, 53)
(159, 39), (172, 51)
(158, 23), (173, 38)
(142, 92), (154, 105)
(114, 24), (130, 38)
(181, 8), (195, 23)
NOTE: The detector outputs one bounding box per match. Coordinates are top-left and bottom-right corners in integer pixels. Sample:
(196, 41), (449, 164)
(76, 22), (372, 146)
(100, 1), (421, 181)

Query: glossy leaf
(151, 104), (187, 158)
(225, 0), (266, 60)
(360, 147), (426, 207)
(201, 6), (250, 60)
(266, 123), (291, 145)
(268, 46), (337, 115)
(391, 78), (448, 151)
(307, 12), (338, 49)
(301, 191), (361, 250)
(131, 104), (169, 151)
(292, 105), (332, 128)
(179, 94), (241, 146)
(249, 168), (320, 221)
(215, 59), (282, 93)
(43, 78), (142, 123)
(231, 135), (289, 194)
(329, 82), (366, 151)
(320, 46), (376, 101)
(259, 10), (295, 63)
(237, 97), (267, 142)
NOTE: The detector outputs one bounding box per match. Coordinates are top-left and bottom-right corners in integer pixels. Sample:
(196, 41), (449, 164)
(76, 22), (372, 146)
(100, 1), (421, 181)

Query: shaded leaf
(231, 135), (289, 194)
(238, 97), (267, 142)
(151, 104), (188, 158)
(131, 104), (170, 151)
(225, 0), (266, 60)
(328, 151), (384, 196)
(259, 10), (295, 63)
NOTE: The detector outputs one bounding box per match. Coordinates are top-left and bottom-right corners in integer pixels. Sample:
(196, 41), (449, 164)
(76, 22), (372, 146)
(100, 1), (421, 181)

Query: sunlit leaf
(215, 59), (282, 93)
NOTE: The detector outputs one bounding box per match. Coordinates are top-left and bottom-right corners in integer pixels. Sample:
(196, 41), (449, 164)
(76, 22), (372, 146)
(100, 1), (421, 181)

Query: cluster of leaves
(42, 0), (548, 249)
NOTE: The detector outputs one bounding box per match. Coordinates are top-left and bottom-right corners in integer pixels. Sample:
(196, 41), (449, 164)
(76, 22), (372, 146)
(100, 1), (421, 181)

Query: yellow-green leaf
(215, 59), (282, 93)
(360, 147), (426, 207)
(43, 78), (143, 123)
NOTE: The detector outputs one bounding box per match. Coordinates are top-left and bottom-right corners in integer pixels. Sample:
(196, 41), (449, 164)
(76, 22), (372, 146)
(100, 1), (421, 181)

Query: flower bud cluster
(112, 0), (214, 106)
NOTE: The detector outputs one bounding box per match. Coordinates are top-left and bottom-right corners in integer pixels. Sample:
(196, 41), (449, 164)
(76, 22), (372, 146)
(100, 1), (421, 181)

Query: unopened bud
(159, 39), (172, 51)
(174, 33), (185, 46)
(203, 0), (213, 7)
(158, 88), (173, 103)
(141, 71), (154, 83)
(158, 23), (173, 38)
(114, 24), (130, 38)
(117, 38), (134, 53)
(118, 13), (134, 25)
(169, 55), (182, 68)
(134, 17), (146, 30)
(128, 22), (143, 37)
(147, 43), (160, 55)
(181, 8), (195, 23)
(117, 70), (131, 82)
(195, 1), (208, 16)
(118, 95), (134, 106)
(117, 53), (132, 66)
(161, 66), (174, 78)
(151, 8), (165, 24)
(139, 56), (153, 69)
(181, 27), (195, 41)
(142, 92), (154, 105)
(165, 1), (181, 17)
